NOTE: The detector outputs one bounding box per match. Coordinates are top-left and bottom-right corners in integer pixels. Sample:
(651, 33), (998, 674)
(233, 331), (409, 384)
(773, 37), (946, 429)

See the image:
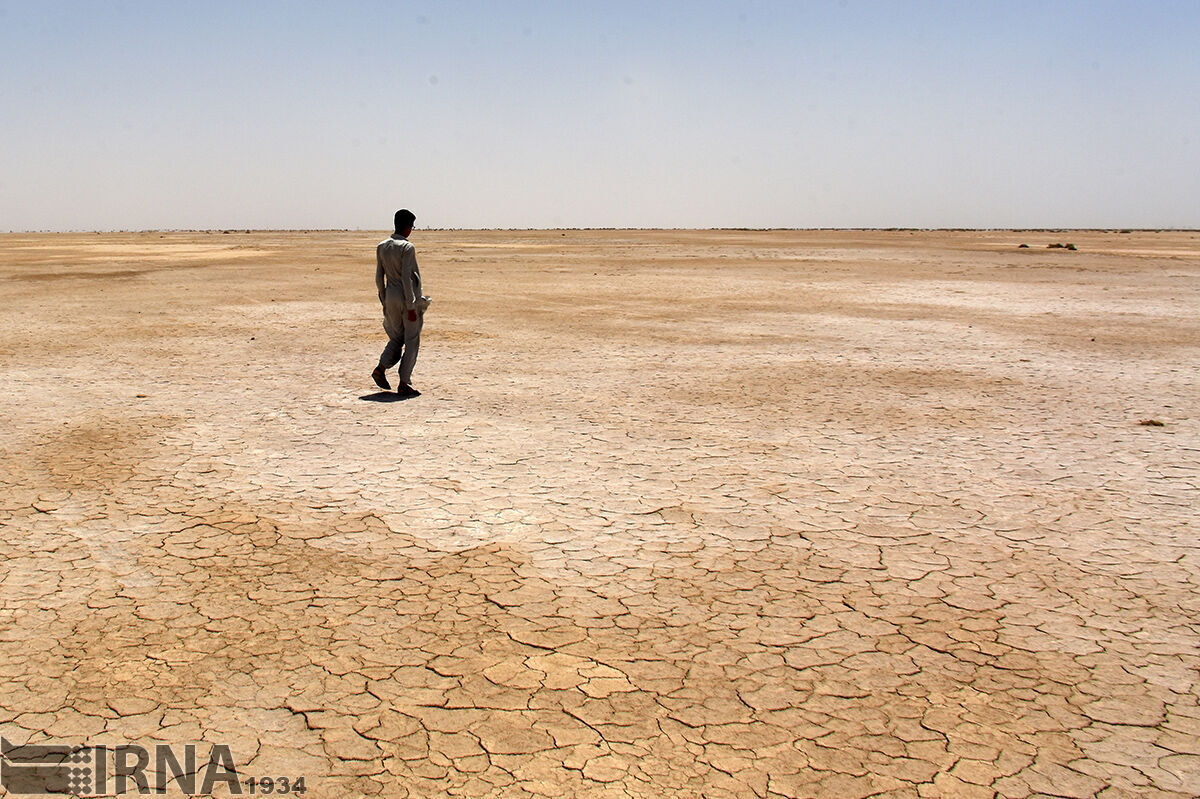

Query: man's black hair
(395, 209), (416, 232)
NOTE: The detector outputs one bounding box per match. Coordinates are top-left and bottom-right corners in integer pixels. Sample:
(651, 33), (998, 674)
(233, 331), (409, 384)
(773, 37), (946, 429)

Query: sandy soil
(1, 229), (1197, 798)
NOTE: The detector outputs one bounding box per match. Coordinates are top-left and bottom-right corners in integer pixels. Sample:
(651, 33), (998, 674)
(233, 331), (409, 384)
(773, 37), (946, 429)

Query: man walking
(372, 209), (428, 395)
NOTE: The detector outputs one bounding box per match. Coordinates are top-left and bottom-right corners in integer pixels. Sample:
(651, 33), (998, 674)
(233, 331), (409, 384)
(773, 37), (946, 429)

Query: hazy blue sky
(2, 1), (1198, 230)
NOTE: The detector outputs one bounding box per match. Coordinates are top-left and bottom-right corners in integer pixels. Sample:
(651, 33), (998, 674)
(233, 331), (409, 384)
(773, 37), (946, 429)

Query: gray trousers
(378, 312), (422, 385)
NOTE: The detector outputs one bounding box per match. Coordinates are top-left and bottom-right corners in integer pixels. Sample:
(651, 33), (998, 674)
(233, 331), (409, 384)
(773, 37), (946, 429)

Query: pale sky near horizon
(2, 1), (1198, 231)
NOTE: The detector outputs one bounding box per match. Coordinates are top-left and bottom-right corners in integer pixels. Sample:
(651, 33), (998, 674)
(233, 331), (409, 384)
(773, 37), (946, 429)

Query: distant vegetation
(1017, 242), (1077, 250)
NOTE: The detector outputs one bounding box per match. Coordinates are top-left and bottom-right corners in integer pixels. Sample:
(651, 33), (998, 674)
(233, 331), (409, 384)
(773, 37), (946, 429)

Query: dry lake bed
(1, 229), (1197, 797)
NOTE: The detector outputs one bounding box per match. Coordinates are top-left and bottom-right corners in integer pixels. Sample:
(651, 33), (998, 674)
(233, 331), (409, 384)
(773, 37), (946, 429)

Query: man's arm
(375, 246), (386, 306)
(399, 245), (420, 318)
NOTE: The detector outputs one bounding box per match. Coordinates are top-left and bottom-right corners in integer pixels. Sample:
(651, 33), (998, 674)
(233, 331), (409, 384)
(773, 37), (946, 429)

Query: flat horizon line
(4, 227), (1199, 235)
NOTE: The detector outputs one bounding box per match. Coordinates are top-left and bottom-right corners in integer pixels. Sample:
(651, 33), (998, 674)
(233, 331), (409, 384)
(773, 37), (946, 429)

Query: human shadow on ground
(359, 391), (420, 403)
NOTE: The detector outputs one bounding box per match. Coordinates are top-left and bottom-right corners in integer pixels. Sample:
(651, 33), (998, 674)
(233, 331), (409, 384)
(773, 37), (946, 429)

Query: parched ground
(0, 229), (1197, 798)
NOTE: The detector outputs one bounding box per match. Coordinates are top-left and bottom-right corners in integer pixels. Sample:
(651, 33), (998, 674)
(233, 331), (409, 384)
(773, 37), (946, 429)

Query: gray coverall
(375, 235), (424, 384)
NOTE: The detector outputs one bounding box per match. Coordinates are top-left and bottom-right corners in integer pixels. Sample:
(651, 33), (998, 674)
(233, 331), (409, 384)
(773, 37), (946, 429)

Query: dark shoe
(396, 384), (420, 397)
(371, 366), (390, 390)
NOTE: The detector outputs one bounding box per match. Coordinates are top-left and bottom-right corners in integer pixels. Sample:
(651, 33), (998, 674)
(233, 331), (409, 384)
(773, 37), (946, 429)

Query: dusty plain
(0, 229), (1198, 798)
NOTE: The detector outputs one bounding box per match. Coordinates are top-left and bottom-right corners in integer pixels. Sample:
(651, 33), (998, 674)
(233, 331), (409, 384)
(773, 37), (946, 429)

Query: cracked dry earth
(1, 229), (1198, 799)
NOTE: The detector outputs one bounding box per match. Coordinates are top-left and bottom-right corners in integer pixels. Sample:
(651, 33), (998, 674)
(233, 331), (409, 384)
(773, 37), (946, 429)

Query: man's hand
(408, 309), (418, 322)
